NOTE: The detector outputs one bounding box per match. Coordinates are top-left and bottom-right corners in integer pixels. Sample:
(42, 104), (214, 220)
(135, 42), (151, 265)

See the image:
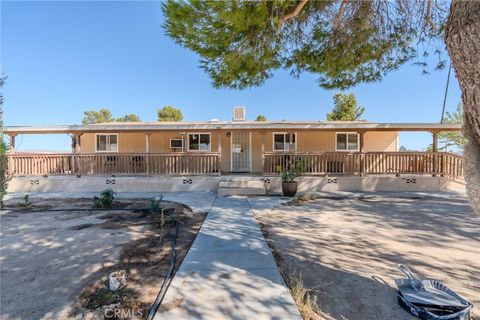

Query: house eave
(2, 122), (462, 135)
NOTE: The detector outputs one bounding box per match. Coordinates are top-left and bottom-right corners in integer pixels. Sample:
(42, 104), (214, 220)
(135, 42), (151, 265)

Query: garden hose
(146, 221), (179, 320)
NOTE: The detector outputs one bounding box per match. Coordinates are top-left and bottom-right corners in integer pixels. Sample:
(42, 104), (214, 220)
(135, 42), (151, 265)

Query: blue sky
(1, 1), (461, 151)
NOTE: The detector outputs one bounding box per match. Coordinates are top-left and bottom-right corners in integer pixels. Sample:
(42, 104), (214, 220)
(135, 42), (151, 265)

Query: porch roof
(3, 121), (462, 135)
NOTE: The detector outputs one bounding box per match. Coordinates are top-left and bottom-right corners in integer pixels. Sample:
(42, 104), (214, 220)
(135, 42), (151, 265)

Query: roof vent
(232, 106), (246, 121)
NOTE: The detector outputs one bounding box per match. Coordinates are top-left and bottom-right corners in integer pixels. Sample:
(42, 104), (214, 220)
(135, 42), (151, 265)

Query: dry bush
(283, 269), (323, 320)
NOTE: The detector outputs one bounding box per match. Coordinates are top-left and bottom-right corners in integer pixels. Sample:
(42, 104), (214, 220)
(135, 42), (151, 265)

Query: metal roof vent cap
(232, 106), (246, 121)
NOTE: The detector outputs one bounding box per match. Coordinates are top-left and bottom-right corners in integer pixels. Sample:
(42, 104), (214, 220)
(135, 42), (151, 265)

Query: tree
(0, 74), (10, 208)
(157, 106), (183, 122)
(439, 103), (467, 152)
(0, 75), (6, 154)
(163, 0), (480, 215)
(326, 93), (364, 121)
(255, 114), (267, 121)
(82, 108), (114, 125)
(116, 114), (141, 122)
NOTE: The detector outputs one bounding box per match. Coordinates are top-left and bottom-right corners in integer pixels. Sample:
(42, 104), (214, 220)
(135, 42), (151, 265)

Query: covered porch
(3, 122), (464, 180)
(5, 151), (464, 179)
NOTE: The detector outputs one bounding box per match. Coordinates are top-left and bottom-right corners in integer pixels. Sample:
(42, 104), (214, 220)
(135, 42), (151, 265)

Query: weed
(284, 269), (321, 320)
(17, 195), (32, 209)
(150, 195), (163, 214)
(93, 189), (116, 209)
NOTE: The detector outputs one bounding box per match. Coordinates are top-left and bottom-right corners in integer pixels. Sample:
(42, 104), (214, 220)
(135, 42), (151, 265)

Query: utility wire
(440, 63), (452, 123)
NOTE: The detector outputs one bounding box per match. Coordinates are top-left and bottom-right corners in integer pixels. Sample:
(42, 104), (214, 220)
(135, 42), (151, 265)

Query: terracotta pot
(282, 181), (298, 197)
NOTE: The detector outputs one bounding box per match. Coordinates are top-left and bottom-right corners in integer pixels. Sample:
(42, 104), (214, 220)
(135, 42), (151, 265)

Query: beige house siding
(297, 130), (336, 152)
(80, 132), (146, 153)
(364, 131), (398, 152)
(79, 129), (399, 172)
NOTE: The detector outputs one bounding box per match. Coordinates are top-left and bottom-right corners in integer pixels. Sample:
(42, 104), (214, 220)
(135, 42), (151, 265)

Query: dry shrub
(283, 269), (323, 320)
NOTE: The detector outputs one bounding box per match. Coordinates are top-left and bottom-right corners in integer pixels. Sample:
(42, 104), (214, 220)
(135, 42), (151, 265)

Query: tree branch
(333, 0), (348, 30)
(280, 0), (308, 24)
(423, 0), (436, 32)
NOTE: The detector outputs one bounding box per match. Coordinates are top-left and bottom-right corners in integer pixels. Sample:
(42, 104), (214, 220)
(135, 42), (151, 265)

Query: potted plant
(281, 159), (306, 197)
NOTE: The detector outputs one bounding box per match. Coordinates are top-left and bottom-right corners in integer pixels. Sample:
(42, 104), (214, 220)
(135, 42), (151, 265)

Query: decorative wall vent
(403, 178), (417, 184)
(183, 178), (193, 184)
(30, 179), (40, 185)
(264, 178), (271, 185)
(233, 106), (246, 121)
(327, 178), (338, 184)
(106, 179), (116, 185)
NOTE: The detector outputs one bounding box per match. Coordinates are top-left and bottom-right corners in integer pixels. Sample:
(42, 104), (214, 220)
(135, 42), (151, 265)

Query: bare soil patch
(256, 194), (479, 320)
(1, 197), (206, 320)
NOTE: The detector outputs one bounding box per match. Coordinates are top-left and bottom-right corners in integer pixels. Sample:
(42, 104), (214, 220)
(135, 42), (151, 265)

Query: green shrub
(282, 157), (306, 182)
(0, 153), (10, 208)
(93, 189), (116, 209)
(16, 194), (32, 209)
(150, 195), (163, 214)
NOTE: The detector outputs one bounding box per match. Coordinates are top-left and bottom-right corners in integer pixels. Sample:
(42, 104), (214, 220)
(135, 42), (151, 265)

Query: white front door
(231, 131), (251, 172)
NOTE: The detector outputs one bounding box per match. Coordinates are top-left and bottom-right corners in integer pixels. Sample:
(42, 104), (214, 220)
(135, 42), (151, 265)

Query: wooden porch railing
(263, 152), (464, 179)
(7, 153), (221, 176)
(7, 151), (464, 179)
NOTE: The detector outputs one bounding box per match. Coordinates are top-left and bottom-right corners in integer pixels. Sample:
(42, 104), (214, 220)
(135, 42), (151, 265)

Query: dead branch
(280, 0), (309, 24)
(423, 0), (436, 32)
(333, 0), (348, 30)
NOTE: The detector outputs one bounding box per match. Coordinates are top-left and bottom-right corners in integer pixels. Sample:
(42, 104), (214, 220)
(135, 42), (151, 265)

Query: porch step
(218, 178), (266, 196)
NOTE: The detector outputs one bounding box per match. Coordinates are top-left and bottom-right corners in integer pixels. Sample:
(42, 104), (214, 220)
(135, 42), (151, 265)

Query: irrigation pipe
(145, 196), (217, 319)
(146, 221), (179, 320)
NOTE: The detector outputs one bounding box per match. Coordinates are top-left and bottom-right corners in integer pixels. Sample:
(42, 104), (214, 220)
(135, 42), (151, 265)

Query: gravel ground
(255, 193), (480, 320)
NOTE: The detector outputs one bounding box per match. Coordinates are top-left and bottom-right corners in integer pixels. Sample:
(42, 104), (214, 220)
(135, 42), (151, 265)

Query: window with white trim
(96, 134), (118, 152)
(273, 133), (296, 151)
(188, 133), (211, 151)
(336, 132), (359, 151)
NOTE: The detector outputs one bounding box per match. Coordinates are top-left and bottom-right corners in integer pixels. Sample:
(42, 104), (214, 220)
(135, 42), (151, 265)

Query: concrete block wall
(7, 176), (220, 193)
(7, 175), (461, 194)
(265, 176), (451, 194)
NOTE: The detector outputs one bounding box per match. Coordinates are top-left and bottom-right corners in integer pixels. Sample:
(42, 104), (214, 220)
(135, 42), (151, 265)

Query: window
(336, 132), (359, 151)
(273, 132), (296, 151)
(170, 139), (184, 149)
(96, 134), (118, 152)
(188, 133), (211, 151)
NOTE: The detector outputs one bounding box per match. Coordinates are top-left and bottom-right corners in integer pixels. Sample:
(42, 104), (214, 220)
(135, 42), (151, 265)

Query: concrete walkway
(156, 196), (301, 320)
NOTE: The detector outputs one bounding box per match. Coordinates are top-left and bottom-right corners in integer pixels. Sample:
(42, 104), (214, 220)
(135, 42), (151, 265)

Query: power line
(440, 63), (452, 123)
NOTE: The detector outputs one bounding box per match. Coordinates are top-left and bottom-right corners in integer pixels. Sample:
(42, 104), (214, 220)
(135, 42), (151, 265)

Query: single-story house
(3, 108), (463, 179)
(3, 109), (463, 194)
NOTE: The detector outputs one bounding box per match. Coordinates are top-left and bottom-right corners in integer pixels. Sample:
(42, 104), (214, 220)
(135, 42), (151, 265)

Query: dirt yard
(0, 197), (206, 320)
(255, 193), (480, 320)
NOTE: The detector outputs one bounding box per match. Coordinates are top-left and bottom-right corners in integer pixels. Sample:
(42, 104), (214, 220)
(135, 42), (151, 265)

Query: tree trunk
(445, 0), (480, 215)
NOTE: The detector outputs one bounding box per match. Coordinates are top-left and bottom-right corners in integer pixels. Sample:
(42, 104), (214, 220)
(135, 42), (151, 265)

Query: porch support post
(71, 134), (81, 175)
(217, 130), (222, 176)
(145, 133), (151, 176)
(71, 134), (76, 175)
(261, 131), (265, 174)
(359, 130), (365, 176)
(432, 130), (438, 176)
(8, 134), (16, 153)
